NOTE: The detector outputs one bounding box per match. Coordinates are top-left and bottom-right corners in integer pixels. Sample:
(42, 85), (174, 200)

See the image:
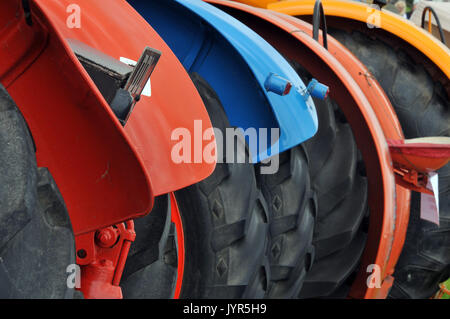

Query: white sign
(420, 172), (440, 226)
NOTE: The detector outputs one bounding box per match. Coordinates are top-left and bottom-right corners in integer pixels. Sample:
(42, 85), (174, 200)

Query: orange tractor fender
(209, 0), (407, 298)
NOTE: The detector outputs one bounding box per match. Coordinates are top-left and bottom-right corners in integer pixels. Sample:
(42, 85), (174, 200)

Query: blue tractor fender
(129, 0), (319, 162)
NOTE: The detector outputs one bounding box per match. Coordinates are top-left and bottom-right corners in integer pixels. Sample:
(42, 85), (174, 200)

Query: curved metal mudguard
(0, 0), (215, 235)
(128, 0), (318, 163)
(40, 0), (216, 197)
(207, 0), (402, 299)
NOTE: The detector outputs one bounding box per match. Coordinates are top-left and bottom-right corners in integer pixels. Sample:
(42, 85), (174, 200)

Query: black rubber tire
(174, 72), (270, 299)
(0, 85), (75, 298)
(256, 148), (316, 299)
(121, 195), (178, 299)
(329, 29), (450, 299)
(291, 63), (369, 298)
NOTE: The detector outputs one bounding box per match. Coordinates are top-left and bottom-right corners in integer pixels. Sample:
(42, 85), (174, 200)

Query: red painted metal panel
(38, 0), (216, 197)
(0, 0), (215, 235)
(0, 0), (152, 235)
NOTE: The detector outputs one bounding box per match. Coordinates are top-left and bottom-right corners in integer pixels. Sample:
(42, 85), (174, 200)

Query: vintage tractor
(0, 0), (323, 299)
(129, 0), (398, 299)
(127, 0), (393, 300)
(126, 0), (325, 299)
(129, 0), (450, 299)
(227, 0), (450, 299)
(0, 0), (216, 298)
(1, 0), (448, 300)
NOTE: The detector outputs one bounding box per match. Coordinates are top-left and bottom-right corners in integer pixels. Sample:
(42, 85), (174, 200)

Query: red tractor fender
(0, 0), (215, 236)
(0, 0), (151, 235)
(39, 0), (216, 197)
(208, 0), (403, 298)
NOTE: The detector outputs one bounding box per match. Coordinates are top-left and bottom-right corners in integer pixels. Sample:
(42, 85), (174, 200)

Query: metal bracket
(388, 138), (450, 194)
(75, 221), (136, 299)
(393, 164), (432, 195)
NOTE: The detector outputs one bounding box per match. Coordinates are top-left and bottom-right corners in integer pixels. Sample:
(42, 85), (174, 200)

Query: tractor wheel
(124, 72), (271, 299)
(291, 63), (369, 298)
(256, 147), (316, 298)
(173, 72), (270, 298)
(0, 85), (75, 298)
(329, 29), (450, 299)
(121, 195), (178, 298)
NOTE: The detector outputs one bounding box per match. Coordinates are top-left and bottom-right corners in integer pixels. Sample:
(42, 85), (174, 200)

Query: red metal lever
(76, 221), (136, 299)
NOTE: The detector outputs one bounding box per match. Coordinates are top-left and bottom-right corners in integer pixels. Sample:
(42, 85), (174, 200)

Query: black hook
(312, 0), (328, 50)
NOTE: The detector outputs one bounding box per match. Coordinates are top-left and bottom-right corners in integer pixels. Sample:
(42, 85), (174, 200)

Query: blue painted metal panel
(128, 0), (318, 162)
